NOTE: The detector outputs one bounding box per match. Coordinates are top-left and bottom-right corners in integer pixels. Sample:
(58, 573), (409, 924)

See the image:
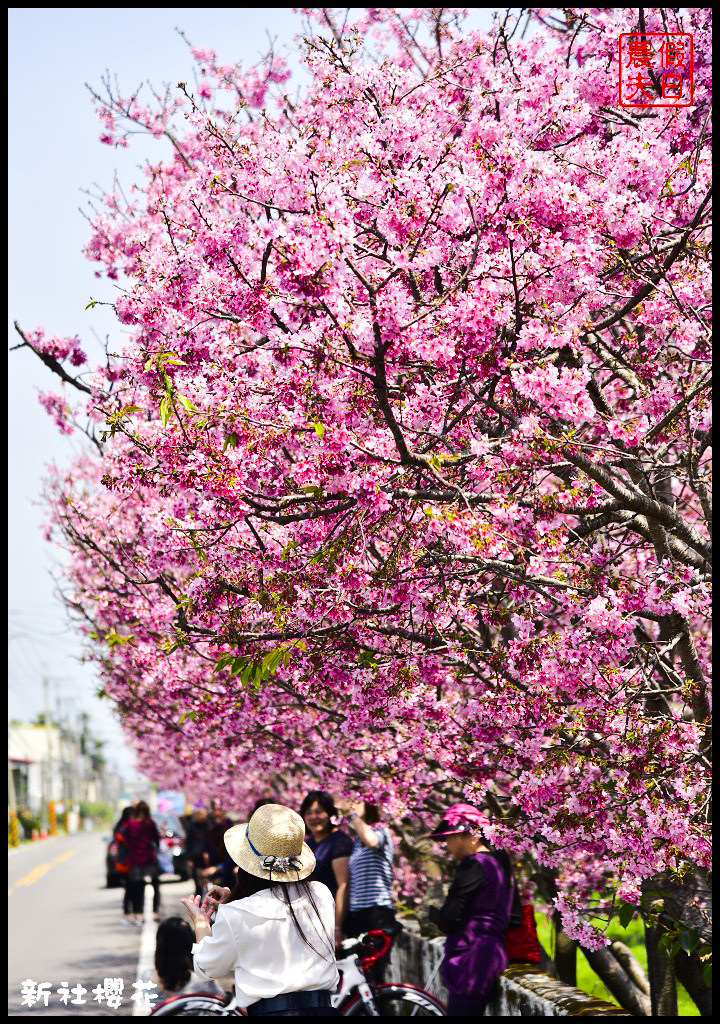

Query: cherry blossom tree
(15, 7), (711, 1008)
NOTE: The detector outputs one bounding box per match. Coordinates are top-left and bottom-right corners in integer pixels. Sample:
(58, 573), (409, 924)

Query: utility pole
(43, 677), (56, 835)
(56, 694), (70, 832)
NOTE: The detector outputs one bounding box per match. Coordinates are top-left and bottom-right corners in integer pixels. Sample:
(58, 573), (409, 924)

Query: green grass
(535, 912), (700, 1016)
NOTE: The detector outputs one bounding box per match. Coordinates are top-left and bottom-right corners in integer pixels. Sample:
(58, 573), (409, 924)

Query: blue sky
(8, 8), (500, 779)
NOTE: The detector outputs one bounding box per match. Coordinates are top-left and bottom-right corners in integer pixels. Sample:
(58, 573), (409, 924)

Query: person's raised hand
(336, 798), (363, 817)
(181, 894), (213, 924)
(201, 885), (231, 914)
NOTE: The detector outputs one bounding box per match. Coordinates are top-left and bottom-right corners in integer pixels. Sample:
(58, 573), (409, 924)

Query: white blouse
(192, 881), (339, 1010)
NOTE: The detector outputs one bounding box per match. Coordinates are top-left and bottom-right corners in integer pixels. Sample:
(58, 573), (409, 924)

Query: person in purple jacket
(428, 804), (515, 1017)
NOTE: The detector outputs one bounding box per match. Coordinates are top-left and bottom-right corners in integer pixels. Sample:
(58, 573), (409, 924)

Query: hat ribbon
(246, 826), (301, 874)
(262, 854), (301, 874)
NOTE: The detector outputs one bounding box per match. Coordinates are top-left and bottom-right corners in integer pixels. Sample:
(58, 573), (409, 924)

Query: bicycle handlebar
(337, 928), (393, 968)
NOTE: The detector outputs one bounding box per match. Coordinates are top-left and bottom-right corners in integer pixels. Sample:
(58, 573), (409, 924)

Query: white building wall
(8, 725), (63, 812)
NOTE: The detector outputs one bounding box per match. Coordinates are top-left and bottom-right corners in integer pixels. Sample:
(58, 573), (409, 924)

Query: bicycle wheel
(342, 983), (446, 1016)
(150, 993), (244, 1016)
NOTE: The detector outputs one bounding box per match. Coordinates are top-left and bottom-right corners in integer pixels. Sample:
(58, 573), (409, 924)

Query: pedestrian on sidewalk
(181, 802), (340, 1017)
(195, 819), (237, 891)
(336, 798), (398, 983)
(125, 800), (162, 924)
(112, 805), (134, 924)
(185, 807), (211, 897)
(428, 803), (516, 1018)
(300, 791), (352, 948)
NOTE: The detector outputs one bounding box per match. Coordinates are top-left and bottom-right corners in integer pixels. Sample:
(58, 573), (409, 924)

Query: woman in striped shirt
(338, 800), (397, 982)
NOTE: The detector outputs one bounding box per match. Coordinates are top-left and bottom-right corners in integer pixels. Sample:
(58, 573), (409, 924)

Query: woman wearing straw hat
(180, 803), (340, 1017)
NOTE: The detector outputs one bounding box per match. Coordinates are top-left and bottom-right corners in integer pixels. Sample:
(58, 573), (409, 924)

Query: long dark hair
(363, 802), (380, 826)
(155, 917), (194, 992)
(114, 805), (134, 832)
(299, 790), (338, 822)
(223, 867), (334, 961)
(134, 800), (152, 822)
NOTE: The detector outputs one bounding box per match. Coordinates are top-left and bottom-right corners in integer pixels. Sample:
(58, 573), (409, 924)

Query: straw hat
(223, 803), (316, 882)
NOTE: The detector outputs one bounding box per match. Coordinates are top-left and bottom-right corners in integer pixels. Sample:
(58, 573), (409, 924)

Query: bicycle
(333, 929), (446, 1016)
(149, 929), (446, 1017)
(149, 989), (244, 1016)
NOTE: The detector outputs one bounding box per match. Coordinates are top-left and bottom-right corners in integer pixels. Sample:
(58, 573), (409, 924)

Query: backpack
(114, 825), (131, 874)
(507, 903), (543, 964)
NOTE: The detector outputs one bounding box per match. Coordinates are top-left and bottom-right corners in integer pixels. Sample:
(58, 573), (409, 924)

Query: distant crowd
(111, 793), (543, 1017)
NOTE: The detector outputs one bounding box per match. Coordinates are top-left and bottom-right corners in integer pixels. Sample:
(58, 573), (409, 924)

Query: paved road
(8, 832), (194, 1017)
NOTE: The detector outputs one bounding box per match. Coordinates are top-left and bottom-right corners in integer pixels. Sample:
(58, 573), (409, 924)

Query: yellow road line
(15, 848), (78, 888)
(53, 849), (78, 864)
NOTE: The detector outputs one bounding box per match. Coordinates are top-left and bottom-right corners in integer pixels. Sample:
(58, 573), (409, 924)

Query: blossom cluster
(28, 8), (711, 946)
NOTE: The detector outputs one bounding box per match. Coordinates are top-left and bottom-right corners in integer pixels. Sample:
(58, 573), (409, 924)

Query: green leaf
(106, 629), (135, 648)
(85, 298), (100, 311)
(177, 394), (199, 414)
(230, 655), (249, 678)
(617, 902), (635, 929)
(357, 651), (379, 669)
(263, 649), (284, 675)
(702, 963), (712, 988)
(156, 351), (186, 366)
(314, 422), (325, 439)
(214, 653), (234, 674)
(678, 930), (699, 955)
(223, 433), (238, 452)
(160, 397), (171, 427)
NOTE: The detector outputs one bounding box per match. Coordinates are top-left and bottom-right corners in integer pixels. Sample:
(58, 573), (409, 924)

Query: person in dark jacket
(300, 791), (353, 947)
(196, 820), (238, 891)
(185, 807), (211, 897)
(429, 803), (515, 1017)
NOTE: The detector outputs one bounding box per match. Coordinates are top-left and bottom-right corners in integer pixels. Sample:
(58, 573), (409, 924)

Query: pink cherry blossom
(18, 7), (711, 950)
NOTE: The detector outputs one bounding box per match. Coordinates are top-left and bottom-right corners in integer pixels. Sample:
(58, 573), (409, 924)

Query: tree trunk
(674, 949), (713, 1016)
(611, 940), (651, 996)
(641, 867), (711, 1015)
(537, 939), (556, 979)
(582, 945), (651, 1016)
(553, 910), (577, 986)
(645, 922), (678, 1016)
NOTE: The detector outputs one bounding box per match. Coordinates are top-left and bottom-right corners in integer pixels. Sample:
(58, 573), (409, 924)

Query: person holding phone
(336, 798), (397, 982)
(181, 802), (340, 1017)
